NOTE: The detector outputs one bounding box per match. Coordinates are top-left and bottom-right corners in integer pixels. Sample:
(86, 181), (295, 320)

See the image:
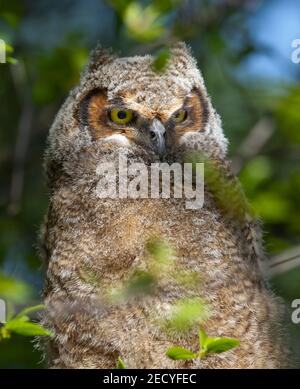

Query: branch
(231, 117), (274, 174)
(268, 245), (300, 278)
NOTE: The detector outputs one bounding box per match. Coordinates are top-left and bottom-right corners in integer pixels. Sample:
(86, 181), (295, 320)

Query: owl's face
(48, 43), (228, 170)
(77, 86), (208, 157)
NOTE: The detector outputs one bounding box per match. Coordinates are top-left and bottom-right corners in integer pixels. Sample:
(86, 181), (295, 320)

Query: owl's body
(41, 44), (289, 368)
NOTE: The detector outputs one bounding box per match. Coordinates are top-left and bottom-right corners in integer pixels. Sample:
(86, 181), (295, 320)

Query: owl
(40, 42), (290, 368)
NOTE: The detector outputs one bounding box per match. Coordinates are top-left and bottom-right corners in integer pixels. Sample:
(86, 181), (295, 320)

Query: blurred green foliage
(0, 0), (300, 367)
(0, 274), (32, 303)
(108, 238), (175, 303)
(164, 298), (210, 335)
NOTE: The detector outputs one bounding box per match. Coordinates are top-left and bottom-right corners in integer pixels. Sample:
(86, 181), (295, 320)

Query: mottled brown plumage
(40, 43), (290, 368)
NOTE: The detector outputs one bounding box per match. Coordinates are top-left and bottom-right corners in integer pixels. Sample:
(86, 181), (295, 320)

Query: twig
(268, 245), (300, 277)
(231, 117), (274, 174)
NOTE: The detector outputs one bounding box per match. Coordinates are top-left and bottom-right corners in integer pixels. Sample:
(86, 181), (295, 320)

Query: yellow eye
(173, 109), (187, 123)
(110, 108), (133, 125)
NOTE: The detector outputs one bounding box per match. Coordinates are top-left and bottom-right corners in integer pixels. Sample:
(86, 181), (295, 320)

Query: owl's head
(46, 42), (228, 176)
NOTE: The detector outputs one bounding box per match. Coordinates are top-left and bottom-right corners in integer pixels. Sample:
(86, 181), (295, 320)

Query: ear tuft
(87, 44), (116, 73)
(169, 41), (195, 68)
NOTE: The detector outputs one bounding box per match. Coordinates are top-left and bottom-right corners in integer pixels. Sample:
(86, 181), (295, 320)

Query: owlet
(40, 43), (290, 368)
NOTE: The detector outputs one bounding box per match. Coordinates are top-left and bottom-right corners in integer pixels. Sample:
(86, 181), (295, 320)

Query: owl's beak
(150, 119), (166, 157)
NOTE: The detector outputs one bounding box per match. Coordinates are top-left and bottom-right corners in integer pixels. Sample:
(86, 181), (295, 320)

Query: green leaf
(185, 152), (255, 222)
(4, 43), (14, 53)
(6, 56), (18, 65)
(116, 356), (126, 369)
(12, 315), (29, 322)
(152, 49), (170, 72)
(5, 319), (51, 337)
(124, 3), (165, 42)
(126, 270), (156, 297)
(15, 304), (46, 319)
(108, 270), (156, 304)
(146, 238), (173, 264)
(0, 326), (11, 340)
(166, 346), (197, 360)
(205, 337), (240, 354)
(165, 298), (210, 333)
(198, 327), (207, 349)
(173, 269), (202, 287)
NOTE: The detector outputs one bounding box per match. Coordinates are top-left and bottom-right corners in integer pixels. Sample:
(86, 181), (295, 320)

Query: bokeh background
(1, 0), (300, 368)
